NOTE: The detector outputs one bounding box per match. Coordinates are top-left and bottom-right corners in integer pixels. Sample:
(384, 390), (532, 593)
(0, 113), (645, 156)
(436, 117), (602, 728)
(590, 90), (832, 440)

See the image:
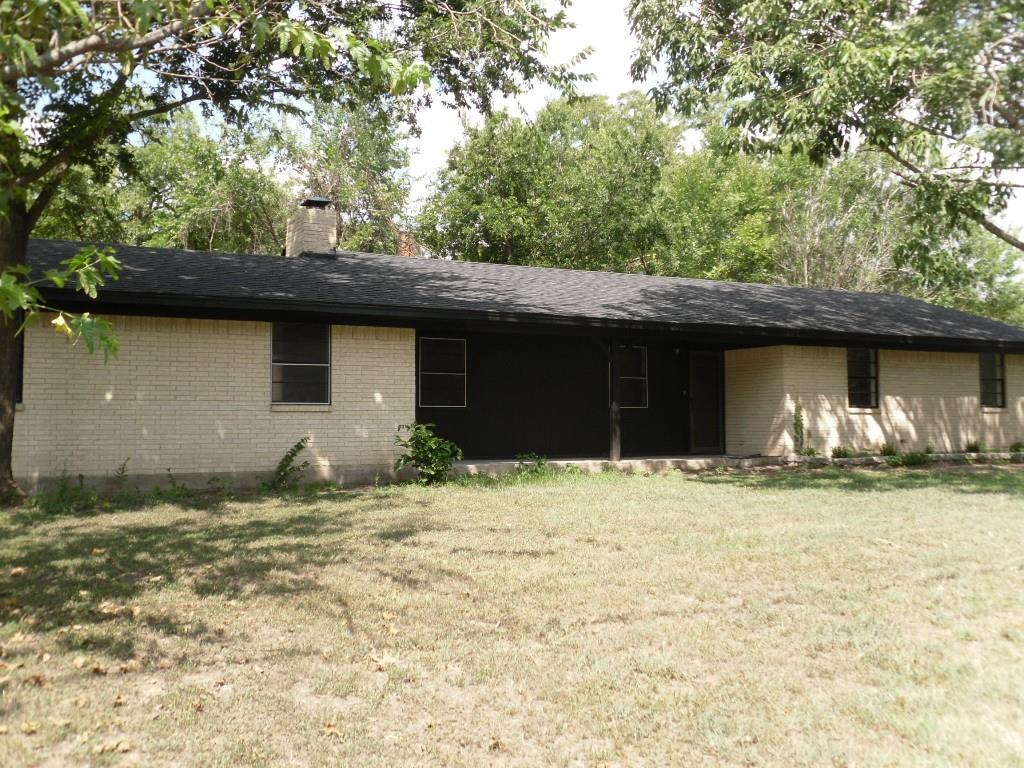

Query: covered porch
(414, 328), (730, 461)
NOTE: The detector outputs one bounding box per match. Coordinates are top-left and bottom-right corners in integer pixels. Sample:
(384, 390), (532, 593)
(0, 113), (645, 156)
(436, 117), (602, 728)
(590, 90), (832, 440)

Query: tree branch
(0, 1), (214, 82)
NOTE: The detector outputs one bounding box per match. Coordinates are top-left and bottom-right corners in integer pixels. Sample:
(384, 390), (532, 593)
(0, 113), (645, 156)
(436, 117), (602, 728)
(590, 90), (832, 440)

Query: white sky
(404, 0), (1022, 238)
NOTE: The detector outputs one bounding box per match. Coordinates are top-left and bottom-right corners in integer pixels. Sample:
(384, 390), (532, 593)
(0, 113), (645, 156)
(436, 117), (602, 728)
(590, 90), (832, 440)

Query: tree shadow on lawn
(695, 465), (1024, 495)
(0, 491), (434, 660)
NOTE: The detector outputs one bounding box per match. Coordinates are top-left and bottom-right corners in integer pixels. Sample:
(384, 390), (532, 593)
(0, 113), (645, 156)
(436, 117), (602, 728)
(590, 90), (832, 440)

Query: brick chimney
(285, 197), (337, 257)
(397, 231), (418, 258)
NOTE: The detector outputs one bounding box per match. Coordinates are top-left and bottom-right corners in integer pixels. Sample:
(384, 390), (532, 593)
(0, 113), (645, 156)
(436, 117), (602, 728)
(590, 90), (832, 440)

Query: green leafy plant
(888, 451), (930, 468)
(798, 446), (818, 457)
(266, 437), (311, 491)
(793, 403), (806, 455)
(31, 471), (99, 515)
(1011, 441), (1024, 454)
(831, 445), (854, 459)
(880, 443), (898, 457)
(394, 423), (463, 485)
(514, 453), (554, 478)
(964, 441), (984, 454)
(924, 445), (934, 455)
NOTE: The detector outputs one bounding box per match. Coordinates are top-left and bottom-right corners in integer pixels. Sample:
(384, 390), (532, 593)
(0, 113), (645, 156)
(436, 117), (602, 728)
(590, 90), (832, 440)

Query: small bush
(514, 453), (553, 478)
(265, 437), (311, 491)
(831, 445), (854, 459)
(797, 446), (817, 457)
(32, 472), (99, 515)
(900, 452), (930, 467)
(924, 445), (934, 455)
(880, 443), (898, 457)
(1011, 441), (1024, 453)
(793, 404), (806, 454)
(395, 423), (463, 485)
(964, 441), (984, 454)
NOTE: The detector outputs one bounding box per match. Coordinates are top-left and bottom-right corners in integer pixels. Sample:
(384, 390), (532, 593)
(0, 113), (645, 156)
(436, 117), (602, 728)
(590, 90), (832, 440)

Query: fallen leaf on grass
(25, 673), (47, 687)
(94, 740), (132, 754)
(72, 656), (89, 669)
(112, 695), (126, 708)
(321, 724), (343, 739)
(9, 567), (26, 577)
(0, 724), (8, 735)
(21, 721), (39, 735)
(91, 665), (108, 676)
(73, 696), (90, 708)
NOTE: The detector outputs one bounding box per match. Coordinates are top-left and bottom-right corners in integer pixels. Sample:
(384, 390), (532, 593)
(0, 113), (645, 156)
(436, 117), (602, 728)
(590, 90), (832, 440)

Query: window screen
(980, 353), (1006, 409)
(419, 338), (466, 407)
(619, 346), (648, 409)
(847, 348), (879, 409)
(272, 323), (330, 404)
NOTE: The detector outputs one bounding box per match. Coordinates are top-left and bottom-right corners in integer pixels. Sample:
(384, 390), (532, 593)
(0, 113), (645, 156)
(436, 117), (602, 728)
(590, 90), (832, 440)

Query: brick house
(14, 199), (1024, 487)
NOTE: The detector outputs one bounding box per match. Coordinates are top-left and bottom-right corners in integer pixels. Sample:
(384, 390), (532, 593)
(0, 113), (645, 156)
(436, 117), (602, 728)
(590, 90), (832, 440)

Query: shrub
(924, 445), (934, 455)
(266, 437), (311, 491)
(880, 443), (898, 456)
(1011, 441), (1024, 454)
(964, 441), (984, 454)
(884, 451), (927, 468)
(797, 446), (817, 457)
(831, 445), (854, 459)
(793, 404), (806, 454)
(395, 423), (463, 485)
(32, 472), (99, 515)
(514, 453), (553, 478)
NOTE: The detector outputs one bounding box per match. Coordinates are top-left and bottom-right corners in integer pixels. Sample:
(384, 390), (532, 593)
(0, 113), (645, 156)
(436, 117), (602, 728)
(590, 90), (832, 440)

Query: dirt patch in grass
(2, 467), (1023, 766)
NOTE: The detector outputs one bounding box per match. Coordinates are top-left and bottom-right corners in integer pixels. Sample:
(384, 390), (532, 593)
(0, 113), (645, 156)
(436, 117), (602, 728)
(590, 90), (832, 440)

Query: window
(847, 348), (878, 409)
(980, 353), (1006, 409)
(619, 346), (648, 409)
(419, 337), (466, 407)
(271, 322), (330, 404)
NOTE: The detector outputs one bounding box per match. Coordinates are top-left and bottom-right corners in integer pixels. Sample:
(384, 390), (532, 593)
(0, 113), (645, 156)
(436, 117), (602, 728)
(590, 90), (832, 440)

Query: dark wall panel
(416, 330), (719, 460)
(417, 332), (608, 460)
(621, 342), (690, 457)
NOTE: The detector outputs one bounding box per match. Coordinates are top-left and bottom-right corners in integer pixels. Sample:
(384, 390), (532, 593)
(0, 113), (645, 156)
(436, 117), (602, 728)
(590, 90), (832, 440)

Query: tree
(629, 0), (1024, 254)
(277, 101), (410, 254)
(0, 0), (582, 501)
(36, 113), (292, 255)
(418, 93), (679, 272)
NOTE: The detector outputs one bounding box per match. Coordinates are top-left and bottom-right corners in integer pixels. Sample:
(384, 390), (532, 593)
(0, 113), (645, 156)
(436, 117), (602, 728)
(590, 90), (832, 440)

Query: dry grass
(1, 466), (1024, 766)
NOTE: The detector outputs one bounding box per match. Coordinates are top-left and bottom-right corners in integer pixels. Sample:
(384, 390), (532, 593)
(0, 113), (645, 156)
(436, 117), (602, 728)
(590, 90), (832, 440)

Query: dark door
(689, 350), (724, 454)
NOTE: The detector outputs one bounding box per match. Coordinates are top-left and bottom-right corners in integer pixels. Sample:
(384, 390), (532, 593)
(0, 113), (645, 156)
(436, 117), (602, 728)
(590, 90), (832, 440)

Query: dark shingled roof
(27, 238), (1024, 351)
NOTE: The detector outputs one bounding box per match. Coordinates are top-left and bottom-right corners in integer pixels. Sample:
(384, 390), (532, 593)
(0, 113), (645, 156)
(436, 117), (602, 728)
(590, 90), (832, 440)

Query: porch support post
(609, 337), (621, 461)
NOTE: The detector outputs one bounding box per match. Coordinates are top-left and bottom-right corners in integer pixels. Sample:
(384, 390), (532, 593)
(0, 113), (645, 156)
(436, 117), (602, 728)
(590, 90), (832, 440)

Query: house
(14, 198), (1024, 487)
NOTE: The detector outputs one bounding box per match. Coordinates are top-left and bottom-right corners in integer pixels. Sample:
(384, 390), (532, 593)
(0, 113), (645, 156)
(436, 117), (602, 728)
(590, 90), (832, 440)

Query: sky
(404, 0), (1023, 236)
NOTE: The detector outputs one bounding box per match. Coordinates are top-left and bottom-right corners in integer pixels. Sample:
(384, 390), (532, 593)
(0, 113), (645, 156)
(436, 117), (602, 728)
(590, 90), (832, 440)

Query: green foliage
(884, 451), (930, 468)
(514, 453), (553, 478)
(964, 441), (985, 454)
(831, 446), (854, 459)
(265, 438), (311, 491)
(1010, 442), (1024, 454)
(423, 97), (1023, 323)
(880, 444), (899, 457)
(630, 0), (1024, 257)
(0, 245), (121, 360)
(31, 472), (98, 515)
(793, 404), (806, 455)
(394, 423), (463, 486)
(419, 94), (678, 273)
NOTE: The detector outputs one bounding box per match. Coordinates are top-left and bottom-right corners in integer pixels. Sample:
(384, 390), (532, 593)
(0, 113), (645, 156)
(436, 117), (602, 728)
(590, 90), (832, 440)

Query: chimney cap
(300, 196), (332, 209)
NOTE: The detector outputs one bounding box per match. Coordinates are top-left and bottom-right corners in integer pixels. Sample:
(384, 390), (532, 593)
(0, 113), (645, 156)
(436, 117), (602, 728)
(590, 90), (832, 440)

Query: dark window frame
(271, 322), (331, 405)
(619, 345), (649, 410)
(980, 352), (1006, 409)
(419, 337), (467, 408)
(847, 348), (879, 409)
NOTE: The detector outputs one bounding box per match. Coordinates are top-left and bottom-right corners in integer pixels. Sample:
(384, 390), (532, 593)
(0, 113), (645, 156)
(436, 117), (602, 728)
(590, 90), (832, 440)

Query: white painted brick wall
(13, 315), (415, 485)
(726, 345), (1024, 456)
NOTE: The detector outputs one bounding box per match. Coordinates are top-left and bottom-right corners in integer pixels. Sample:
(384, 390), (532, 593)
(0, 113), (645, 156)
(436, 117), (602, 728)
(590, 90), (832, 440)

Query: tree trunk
(0, 202), (29, 505)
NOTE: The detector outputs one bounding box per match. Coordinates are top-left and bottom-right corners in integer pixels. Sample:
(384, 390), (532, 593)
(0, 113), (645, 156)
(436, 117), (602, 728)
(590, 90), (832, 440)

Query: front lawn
(2, 467), (1023, 766)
